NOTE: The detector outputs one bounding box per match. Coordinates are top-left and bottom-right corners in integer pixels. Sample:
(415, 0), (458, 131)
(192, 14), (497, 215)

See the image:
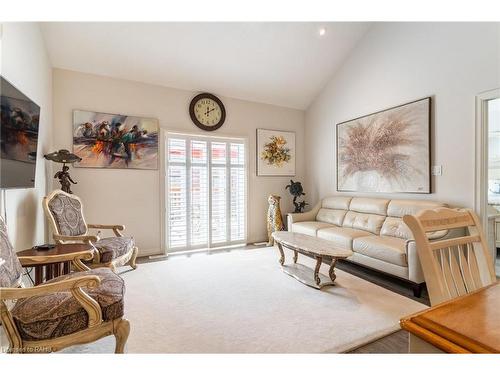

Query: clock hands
(205, 107), (216, 116)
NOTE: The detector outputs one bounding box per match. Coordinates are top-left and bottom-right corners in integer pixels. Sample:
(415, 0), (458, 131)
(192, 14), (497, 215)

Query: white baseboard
(139, 241), (269, 258)
(138, 248), (164, 257)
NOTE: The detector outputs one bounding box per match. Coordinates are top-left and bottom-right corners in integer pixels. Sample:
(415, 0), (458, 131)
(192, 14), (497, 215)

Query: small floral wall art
(337, 97), (431, 193)
(257, 129), (295, 176)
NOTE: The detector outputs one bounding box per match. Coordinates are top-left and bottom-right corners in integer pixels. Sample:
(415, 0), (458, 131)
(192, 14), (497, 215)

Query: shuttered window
(166, 134), (246, 251)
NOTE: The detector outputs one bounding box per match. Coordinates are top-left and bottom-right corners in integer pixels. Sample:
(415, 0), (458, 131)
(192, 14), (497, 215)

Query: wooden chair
(403, 207), (496, 305)
(0, 216), (130, 353)
(43, 190), (138, 272)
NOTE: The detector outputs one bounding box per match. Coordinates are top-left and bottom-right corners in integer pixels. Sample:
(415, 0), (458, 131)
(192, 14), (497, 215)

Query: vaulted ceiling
(41, 22), (371, 110)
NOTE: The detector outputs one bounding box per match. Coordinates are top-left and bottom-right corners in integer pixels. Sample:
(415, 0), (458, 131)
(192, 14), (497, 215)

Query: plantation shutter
(166, 134), (246, 251)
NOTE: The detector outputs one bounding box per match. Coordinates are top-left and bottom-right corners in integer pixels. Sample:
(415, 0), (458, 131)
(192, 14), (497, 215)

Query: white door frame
(474, 88), (500, 264)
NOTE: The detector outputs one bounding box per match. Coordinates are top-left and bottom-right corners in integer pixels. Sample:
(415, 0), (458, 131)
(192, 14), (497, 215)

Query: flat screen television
(0, 76), (41, 189)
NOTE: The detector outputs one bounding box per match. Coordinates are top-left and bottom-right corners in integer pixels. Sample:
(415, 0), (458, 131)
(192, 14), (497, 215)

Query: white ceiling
(40, 22), (371, 110)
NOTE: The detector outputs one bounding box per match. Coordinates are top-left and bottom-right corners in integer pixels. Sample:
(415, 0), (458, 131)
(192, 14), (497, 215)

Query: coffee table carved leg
(293, 250), (298, 263)
(329, 258), (338, 282)
(314, 256), (322, 286)
(277, 242), (285, 266)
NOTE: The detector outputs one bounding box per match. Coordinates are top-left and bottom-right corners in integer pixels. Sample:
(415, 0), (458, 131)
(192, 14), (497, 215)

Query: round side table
(17, 244), (94, 285)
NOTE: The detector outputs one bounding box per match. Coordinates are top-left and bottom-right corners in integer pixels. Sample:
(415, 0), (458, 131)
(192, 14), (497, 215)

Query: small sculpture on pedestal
(285, 180), (308, 213)
(266, 195), (284, 246)
(44, 149), (82, 194)
(54, 165), (78, 194)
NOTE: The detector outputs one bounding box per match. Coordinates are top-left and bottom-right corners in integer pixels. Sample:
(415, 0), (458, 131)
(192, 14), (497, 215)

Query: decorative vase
(267, 195), (284, 246)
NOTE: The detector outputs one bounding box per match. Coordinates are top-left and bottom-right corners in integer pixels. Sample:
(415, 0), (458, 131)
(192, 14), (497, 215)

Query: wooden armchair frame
(403, 207), (496, 305)
(0, 252), (130, 353)
(43, 190), (138, 272)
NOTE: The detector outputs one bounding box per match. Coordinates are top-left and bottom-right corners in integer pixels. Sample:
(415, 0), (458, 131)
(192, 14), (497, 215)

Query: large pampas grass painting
(337, 97), (431, 193)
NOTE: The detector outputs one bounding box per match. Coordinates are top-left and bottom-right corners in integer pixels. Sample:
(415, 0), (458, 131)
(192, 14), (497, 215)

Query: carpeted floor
(55, 247), (426, 353)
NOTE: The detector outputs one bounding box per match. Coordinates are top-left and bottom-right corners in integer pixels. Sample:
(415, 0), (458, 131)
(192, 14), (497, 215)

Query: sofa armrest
(287, 202), (321, 230)
(406, 240), (424, 284)
(406, 227), (465, 284)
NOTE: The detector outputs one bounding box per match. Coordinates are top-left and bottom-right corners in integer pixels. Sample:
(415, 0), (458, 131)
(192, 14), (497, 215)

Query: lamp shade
(44, 149), (82, 164)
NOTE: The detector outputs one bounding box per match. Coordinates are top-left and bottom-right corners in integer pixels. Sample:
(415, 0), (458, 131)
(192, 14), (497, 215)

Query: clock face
(189, 93), (226, 131)
(194, 98), (222, 127)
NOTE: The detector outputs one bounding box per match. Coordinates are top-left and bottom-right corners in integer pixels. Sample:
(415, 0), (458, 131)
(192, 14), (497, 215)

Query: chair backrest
(403, 207), (496, 305)
(43, 190), (88, 237)
(0, 216), (23, 288)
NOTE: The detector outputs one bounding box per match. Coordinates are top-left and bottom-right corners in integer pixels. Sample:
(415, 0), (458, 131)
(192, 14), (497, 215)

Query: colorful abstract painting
(337, 97), (431, 193)
(1, 93), (40, 164)
(257, 129), (295, 176)
(73, 110), (159, 169)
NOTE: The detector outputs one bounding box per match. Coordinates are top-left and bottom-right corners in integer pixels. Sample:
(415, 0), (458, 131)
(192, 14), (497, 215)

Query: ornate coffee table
(272, 231), (353, 289)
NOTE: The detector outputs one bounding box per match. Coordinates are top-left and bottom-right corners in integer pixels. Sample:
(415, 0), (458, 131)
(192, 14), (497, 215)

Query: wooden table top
(401, 282), (500, 353)
(17, 244), (94, 266)
(272, 231), (353, 258)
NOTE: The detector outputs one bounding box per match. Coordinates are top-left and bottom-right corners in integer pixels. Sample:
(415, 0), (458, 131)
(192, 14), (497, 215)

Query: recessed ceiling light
(318, 27), (327, 37)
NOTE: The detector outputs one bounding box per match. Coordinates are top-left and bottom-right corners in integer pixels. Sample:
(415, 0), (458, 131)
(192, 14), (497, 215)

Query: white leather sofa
(287, 196), (448, 296)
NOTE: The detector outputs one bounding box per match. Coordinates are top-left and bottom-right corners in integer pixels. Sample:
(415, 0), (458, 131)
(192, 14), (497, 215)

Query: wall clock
(189, 93), (226, 131)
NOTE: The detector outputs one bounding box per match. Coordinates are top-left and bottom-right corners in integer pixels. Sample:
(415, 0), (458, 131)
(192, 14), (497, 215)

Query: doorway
(476, 89), (500, 277)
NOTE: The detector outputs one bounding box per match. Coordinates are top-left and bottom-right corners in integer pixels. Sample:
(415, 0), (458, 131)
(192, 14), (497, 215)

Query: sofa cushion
(349, 197), (390, 215)
(342, 211), (386, 235)
(381, 215), (448, 240)
(322, 196), (352, 210)
(316, 208), (347, 226)
(291, 221), (334, 236)
(380, 217), (413, 240)
(11, 268), (125, 341)
(317, 227), (373, 249)
(95, 236), (135, 263)
(387, 199), (446, 218)
(352, 236), (408, 267)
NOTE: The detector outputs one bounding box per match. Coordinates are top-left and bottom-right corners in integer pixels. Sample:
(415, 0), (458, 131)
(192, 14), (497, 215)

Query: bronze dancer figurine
(54, 165), (77, 194)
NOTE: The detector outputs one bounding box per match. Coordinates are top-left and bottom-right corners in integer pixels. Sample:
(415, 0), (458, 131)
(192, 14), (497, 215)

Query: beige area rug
(4, 247), (427, 353)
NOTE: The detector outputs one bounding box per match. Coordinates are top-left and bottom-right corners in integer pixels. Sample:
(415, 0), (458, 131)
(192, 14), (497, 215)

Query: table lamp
(44, 149), (82, 194)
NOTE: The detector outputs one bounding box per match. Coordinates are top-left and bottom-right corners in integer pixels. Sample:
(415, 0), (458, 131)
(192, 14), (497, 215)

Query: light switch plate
(432, 165), (442, 176)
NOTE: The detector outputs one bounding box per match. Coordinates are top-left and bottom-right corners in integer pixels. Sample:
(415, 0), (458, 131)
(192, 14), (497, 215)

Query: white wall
(0, 23), (53, 250)
(53, 69), (305, 254)
(305, 22), (500, 208)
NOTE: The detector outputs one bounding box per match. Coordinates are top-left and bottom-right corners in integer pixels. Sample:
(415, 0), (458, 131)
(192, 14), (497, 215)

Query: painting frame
(72, 109), (159, 170)
(256, 128), (296, 177)
(336, 97), (431, 194)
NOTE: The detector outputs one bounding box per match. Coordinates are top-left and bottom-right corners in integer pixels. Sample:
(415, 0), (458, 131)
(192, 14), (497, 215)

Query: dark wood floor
(335, 259), (430, 305)
(348, 330), (409, 353)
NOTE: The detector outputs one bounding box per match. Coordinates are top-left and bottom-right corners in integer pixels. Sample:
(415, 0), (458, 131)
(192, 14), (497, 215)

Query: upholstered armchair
(43, 190), (138, 272)
(0, 216), (130, 353)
